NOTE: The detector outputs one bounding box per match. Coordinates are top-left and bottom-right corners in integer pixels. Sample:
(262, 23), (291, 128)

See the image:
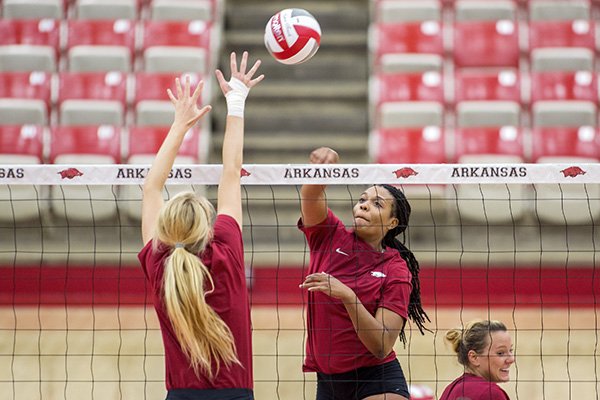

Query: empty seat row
(0, 19), (214, 73)
(0, 124), (206, 164)
(0, 19), (213, 55)
(371, 99), (600, 163)
(1, 0), (216, 21)
(0, 71), (209, 127)
(371, 49), (599, 105)
(370, 0), (599, 67)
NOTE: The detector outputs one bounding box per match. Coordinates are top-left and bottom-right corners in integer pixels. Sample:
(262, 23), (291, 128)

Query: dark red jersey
(138, 214), (252, 390)
(440, 373), (510, 400)
(298, 209), (412, 374)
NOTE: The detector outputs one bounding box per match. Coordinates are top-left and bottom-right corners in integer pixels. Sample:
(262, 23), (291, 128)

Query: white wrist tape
(225, 77), (250, 118)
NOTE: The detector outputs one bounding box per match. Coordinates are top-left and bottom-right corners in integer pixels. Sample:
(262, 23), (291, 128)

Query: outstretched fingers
(230, 51), (238, 75)
(239, 51), (248, 74)
(191, 79), (204, 103)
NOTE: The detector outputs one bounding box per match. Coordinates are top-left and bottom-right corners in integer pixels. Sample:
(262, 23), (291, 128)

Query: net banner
(0, 163), (598, 185)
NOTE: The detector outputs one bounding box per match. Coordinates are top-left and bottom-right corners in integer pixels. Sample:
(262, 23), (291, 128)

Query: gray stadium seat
(532, 101), (596, 127)
(59, 100), (124, 126)
(455, 0), (515, 22)
(529, 1), (589, 21)
(0, 45), (56, 72)
(377, 0), (440, 24)
(143, 46), (207, 74)
(456, 101), (520, 128)
(75, 0), (137, 20)
(379, 53), (442, 74)
(379, 101), (443, 129)
(68, 46), (131, 72)
(135, 101), (174, 127)
(150, 0), (212, 21)
(531, 48), (594, 72)
(0, 99), (47, 124)
(2, 0), (63, 19)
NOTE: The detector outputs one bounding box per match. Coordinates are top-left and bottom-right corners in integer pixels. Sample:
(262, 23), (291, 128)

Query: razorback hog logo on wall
(560, 166), (586, 178)
(58, 168), (83, 179)
(393, 167), (418, 179)
(240, 168), (251, 177)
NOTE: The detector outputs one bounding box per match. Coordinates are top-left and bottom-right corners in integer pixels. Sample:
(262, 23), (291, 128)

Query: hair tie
(174, 243), (185, 249)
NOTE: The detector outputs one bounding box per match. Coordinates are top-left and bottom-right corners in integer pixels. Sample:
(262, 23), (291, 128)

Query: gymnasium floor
(1, 306), (598, 400)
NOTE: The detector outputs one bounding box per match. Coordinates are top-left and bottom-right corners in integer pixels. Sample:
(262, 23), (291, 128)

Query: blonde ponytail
(156, 192), (240, 379)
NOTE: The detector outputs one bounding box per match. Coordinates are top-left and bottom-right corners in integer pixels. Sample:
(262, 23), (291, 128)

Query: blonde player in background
(138, 51), (263, 400)
(440, 319), (514, 400)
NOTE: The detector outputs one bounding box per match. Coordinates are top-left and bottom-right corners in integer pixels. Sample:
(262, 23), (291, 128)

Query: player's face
(478, 331), (515, 383)
(352, 186), (398, 242)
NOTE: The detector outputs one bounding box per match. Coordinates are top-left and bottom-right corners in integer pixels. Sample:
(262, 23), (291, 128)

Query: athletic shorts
(166, 388), (254, 400)
(316, 359), (410, 400)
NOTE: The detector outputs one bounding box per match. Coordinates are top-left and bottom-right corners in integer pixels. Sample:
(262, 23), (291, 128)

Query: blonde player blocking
(138, 51), (263, 400)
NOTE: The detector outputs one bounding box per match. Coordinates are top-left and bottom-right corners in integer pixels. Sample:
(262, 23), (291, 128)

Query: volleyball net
(1, 163), (598, 399)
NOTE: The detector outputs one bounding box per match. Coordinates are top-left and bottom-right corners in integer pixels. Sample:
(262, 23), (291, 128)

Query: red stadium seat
(134, 71), (203, 104)
(67, 19), (136, 56)
(453, 20), (519, 68)
(531, 126), (600, 162)
(373, 126), (445, 164)
(528, 1), (594, 50)
(50, 125), (121, 163)
(455, 127), (523, 161)
(142, 20), (211, 50)
(128, 125), (200, 161)
(0, 125), (43, 161)
(373, 70), (444, 104)
(0, 19), (60, 56)
(58, 71), (127, 107)
(529, 20), (595, 50)
(0, 71), (52, 112)
(454, 68), (521, 103)
(372, 21), (443, 63)
(371, 0), (442, 63)
(530, 70), (597, 104)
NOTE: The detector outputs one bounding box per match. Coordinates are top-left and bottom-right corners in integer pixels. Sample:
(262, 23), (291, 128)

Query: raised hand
(310, 147), (339, 164)
(215, 51), (264, 96)
(166, 76), (212, 129)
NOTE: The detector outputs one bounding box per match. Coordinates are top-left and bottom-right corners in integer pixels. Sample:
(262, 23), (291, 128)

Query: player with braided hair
(298, 147), (430, 400)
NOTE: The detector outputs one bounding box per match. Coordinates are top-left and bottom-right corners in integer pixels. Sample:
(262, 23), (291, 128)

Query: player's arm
(214, 51), (263, 229)
(344, 304), (405, 359)
(301, 272), (405, 358)
(300, 147), (339, 227)
(141, 77), (211, 245)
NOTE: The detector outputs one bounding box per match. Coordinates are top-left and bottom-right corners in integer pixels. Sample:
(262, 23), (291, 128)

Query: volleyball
(264, 8), (322, 65)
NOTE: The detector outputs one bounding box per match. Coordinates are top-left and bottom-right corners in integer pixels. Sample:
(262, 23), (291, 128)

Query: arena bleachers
(369, 0), (600, 166)
(0, 0), (220, 167)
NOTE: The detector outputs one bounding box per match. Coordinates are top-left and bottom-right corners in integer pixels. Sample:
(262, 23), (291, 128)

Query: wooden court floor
(1, 306), (598, 400)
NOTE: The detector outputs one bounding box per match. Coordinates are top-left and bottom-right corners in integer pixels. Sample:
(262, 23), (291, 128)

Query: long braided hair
(379, 184), (431, 343)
